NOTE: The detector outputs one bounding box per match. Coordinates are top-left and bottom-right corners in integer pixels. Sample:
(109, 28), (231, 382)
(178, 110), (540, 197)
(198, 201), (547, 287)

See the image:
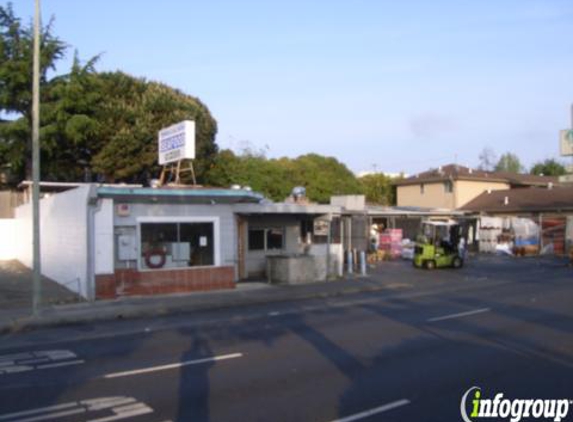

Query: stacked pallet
(379, 229), (403, 259)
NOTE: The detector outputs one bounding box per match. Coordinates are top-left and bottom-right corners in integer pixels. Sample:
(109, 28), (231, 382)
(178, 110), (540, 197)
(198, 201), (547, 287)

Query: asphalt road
(0, 257), (572, 422)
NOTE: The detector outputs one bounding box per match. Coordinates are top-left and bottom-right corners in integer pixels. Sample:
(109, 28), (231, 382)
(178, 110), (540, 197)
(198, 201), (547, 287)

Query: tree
(90, 72), (218, 183)
(288, 154), (363, 203)
(494, 152), (523, 173)
(530, 159), (566, 176)
(359, 173), (398, 205)
(40, 53), (104, 181)
(478, 147), (497, 171)
(0, 3), (66, 180)
(204, 149), (292, 201)
(205, 151), (363, 203)
(0, 5), (218, 185)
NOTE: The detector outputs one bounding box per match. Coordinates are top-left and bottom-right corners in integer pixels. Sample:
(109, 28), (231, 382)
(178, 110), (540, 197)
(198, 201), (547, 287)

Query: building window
(266, 229), (284, 250)
(300, 218), (329, 244)
(248, 229), (265, 251)
(420, 183), (425, 195)
(140, 222), (214, 269)
(248, 228), (284, 251)
(444, 180), (453, 193)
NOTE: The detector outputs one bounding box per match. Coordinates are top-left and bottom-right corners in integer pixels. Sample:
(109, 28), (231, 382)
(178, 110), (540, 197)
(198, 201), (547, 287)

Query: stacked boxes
(379, 229), (403, 259)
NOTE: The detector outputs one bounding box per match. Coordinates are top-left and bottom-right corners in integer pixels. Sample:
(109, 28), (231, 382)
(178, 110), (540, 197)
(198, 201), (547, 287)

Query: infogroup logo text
(461, 387), (571, 422)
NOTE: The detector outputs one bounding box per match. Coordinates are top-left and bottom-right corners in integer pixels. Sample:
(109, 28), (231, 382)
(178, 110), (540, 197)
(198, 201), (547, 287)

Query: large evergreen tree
(0, 4), (218, 185)
(0, 2), (66, 181)
(89, 72), (218, 183)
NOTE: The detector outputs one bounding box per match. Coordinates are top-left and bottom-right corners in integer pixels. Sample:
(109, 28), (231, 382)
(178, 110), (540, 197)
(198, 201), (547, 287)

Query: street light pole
(32, 0), (42, 315)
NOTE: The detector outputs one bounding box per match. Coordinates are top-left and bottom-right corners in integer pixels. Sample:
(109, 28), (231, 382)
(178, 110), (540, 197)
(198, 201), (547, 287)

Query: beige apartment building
(394, 164), (557, 210)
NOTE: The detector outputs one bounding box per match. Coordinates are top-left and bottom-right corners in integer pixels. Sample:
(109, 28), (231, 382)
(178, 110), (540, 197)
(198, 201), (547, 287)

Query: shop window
(248, 229), (265, 251)
(248, 228), (284, 251)
(266, 229), (284, 250)
(300, 218), (330, 244)
(140, 222), (214, 270)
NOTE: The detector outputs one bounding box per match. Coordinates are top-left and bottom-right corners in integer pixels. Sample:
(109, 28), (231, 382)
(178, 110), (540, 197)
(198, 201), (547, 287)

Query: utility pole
(32, 0), (42, 315)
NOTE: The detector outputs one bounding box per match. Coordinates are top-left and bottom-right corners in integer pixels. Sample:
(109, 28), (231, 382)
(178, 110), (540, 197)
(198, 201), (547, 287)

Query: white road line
(0, 403), (77, 421)
(268, 311), (281, 317)
(4, 408), (86, 422)
(328, 399), (411, 422)
(0, 397), (160, 422)
(0, 349), (84, 375)
(37, 359), (85, 369)
(427, 308), (491, 323)
(86, 403), (152, 422)
(103, 352), (243, 379)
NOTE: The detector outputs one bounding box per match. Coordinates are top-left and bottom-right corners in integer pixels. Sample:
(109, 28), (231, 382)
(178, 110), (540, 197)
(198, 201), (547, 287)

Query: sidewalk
(3, 254), (566, 334)
(0, 276), (389, 334)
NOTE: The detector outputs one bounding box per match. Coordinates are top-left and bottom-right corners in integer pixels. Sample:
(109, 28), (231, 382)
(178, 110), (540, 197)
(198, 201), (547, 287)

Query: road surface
(0, 257), (571, 421)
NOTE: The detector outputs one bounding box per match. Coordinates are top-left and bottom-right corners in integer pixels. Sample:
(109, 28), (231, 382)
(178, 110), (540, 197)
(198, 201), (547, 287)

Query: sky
(9, 0), (573, 175)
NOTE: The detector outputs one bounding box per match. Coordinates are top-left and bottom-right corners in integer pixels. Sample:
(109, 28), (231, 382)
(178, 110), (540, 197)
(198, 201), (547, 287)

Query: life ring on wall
(144, 249), (166, 269)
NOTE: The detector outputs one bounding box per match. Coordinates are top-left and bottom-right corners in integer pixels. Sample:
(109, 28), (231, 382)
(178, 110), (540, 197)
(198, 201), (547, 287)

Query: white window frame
(136, 216), (221, 271)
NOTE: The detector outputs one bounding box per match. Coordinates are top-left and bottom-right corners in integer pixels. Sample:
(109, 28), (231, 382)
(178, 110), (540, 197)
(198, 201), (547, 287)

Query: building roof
(460, 186), (573, 213)
(392, 164), (558, 187)
(97, 186), (264, 204)
(366, 205), (466, 217)
(234, 203), (341, 215)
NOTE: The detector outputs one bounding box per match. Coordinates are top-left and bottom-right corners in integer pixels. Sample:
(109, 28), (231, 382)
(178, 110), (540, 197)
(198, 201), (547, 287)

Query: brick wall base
(95, 266), (235, 300)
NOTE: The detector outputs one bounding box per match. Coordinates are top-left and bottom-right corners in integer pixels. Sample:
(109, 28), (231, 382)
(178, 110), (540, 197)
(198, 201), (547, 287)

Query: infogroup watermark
(461, 387), (572, 422)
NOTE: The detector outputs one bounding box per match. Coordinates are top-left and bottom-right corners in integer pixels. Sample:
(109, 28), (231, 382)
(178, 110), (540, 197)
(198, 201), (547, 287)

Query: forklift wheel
(425, 260), (436, 270)
(452, 257), (463, 269)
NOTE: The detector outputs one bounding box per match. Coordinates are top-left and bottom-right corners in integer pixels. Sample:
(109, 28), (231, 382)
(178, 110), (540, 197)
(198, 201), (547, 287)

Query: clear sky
(9, 0), (573, 174)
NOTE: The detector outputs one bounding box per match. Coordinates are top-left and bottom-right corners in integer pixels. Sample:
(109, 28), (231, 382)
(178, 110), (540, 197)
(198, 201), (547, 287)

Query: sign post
(32, 0), (42, 315)
(157, 120), (196, 185)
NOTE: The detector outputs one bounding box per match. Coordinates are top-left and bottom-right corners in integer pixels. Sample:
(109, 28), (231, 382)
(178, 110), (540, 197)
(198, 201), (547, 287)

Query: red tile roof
(393, 163), (558, 187)
(460, 186), (573, 213)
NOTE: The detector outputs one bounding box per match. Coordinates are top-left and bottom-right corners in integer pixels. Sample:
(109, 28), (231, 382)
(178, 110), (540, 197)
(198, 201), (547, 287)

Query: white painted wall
(94, 198), (114, 275)
(0, 218), (18, 260)
(15, 186), (91, 298)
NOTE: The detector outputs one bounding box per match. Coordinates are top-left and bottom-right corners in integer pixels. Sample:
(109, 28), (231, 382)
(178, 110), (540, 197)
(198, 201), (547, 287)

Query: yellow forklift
(413, 220), (465, 269)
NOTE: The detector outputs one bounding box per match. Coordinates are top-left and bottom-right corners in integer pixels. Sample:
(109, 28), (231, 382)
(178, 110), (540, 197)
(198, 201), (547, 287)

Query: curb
(0, 280), (386, 335)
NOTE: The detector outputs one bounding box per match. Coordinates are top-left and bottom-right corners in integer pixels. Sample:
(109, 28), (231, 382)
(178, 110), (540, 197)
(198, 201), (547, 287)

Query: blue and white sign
(158, 120), (195, 165)
(560, 129), (573, 156)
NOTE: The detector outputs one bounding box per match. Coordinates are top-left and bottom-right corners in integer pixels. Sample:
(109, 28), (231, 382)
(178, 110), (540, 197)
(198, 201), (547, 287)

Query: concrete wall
(309, 243), (344, 277)
(330, 195), (365, 211)
(94, 198), (114, 275)
(0, 218), (18, 260)
(245, 215), (301, 278)
(0, 190), (25, 218)
(266, 244), (344, 284)
(15, 186), (91, 298)
(397, 180), (510, 209)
